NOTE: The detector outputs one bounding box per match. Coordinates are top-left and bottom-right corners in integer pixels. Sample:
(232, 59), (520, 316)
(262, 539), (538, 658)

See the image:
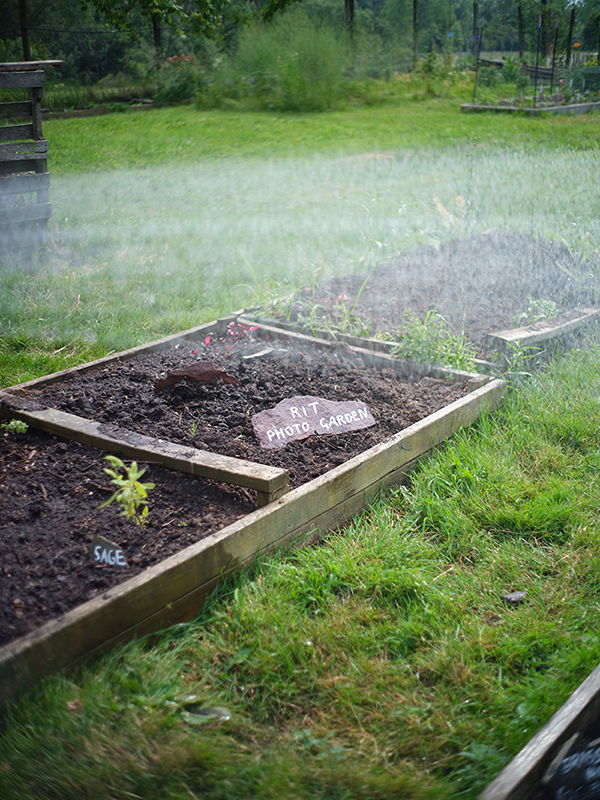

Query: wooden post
(517, 3), (524, 61)
(566, 7), (575, 68)
(550, 19), (559, 93)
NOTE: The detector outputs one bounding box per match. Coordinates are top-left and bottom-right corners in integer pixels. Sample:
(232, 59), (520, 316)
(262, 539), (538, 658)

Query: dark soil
(3, 230), (598, 647)
(0, 430), (254, 646)
(1, 334), (468, 646)
(280, 231), (600, 359)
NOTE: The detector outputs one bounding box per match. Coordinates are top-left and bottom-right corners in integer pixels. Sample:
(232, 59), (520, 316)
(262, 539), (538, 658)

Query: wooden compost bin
(0, 60), (62, 250)
(0, 315), (505, 708)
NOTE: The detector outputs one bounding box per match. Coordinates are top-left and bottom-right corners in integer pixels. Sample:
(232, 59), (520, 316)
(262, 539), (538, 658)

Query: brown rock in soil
(155, 362), (241, 393)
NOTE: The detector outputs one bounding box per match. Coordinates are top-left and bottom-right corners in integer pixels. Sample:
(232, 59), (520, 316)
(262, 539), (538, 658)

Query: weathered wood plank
(0, 139), (48, 160)
(0, 160), (41, 176)
(488, 308), (599, 347)
(0, 70), (44, 89)
(30, 86), (44, 141)
(0, 123), (34, 143)
(240, 317), (488, 389)
(478, 662), (600, 800)
(0, 403), (289, 497)
(0, 101), (31, 120)
(0, 378), (505, 706)
(247, 314), (498, 374)
(0, 203), (51, 225)
(4, 316), (236, 394)
(0, 61), (62, 72)
(0, 172), (50, 195)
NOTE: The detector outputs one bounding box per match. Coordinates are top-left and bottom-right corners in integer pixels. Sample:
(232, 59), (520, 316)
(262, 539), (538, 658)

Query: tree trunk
(541, 0), (548, 58)
(19, 0), (31, 62)
(517, 3), (524, 61)
(413, 0), (418, 68)
(473, 1), (478, 40)
(152, 15), (162, 59)
(345, 0), (355, 40)
(566, 7), (575, 68)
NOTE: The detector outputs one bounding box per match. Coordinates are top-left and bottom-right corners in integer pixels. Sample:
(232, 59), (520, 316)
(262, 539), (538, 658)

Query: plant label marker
(88, 536), (128, 569)
(252, 395), (375, 449)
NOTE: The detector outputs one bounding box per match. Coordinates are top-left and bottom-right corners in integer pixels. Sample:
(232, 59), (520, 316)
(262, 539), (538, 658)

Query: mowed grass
(2, 98), (600, 798)
(3, 342), (600, 799)
(47, 103), (600, 172)
(2, 99), (600, 387)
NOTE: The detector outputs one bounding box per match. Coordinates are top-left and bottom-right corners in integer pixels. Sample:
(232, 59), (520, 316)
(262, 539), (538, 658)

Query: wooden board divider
(0, 375), (506, 708)
(4, 316), (236, 394)
(0, 402), (288, 505)
(238, 316), (490, 390)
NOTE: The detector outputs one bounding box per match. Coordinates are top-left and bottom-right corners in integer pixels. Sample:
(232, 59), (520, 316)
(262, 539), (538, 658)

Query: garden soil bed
(1, 335), (470, 647)
(22, 335), (470, 488)
(275, 231), (600, 359)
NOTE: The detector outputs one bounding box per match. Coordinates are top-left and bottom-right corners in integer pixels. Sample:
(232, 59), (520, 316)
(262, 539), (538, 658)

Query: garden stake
(471, 15), (485, 104)
(550, 18), (559, 94)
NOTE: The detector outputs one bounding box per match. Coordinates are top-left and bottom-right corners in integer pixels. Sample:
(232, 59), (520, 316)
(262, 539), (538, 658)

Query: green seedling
(513, 296), (560, 327)
(2, 419), (28, 434)
(100, 455), (155, 527)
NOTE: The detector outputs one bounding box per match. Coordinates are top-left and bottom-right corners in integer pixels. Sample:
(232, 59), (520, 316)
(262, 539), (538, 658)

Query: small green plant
(2, 418), (28, 434)
(514, 296), (560, 327)
(390, 309), (476, 371)
(100, 455), (155, 527)
(493, 340), (540, 388)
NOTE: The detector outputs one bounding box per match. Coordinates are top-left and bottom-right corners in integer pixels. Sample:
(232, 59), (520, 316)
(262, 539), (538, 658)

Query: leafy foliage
(100, 455), (155, 527)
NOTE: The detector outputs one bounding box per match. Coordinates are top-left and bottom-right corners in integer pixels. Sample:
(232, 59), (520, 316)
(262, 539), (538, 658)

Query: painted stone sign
(252, 395), (376, 450)
(88, 535), (128, 569)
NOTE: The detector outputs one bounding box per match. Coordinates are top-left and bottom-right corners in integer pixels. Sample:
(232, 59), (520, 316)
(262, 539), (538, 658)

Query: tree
(88, 0), (230, 40)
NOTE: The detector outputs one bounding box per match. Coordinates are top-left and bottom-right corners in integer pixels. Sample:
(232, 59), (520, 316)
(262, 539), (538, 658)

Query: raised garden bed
(0, 316), (504, 707)
(255, 231), (600, 366)
(461, 101), (600, 115)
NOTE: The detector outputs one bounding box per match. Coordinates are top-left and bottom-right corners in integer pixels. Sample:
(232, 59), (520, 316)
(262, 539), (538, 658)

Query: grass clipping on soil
(4, 339), (600, 798)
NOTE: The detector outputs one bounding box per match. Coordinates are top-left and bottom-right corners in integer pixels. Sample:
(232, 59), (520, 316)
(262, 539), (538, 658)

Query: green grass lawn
(2, 97), (600, 799)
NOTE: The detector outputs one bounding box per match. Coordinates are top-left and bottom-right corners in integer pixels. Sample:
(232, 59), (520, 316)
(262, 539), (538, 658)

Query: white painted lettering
(351, 410), (358, 422)
(319, 418), (329, 430)
(307, 402), (319, 415)
(116, 551), (126, 566)
(358, 407), (367, 419)
(108, 550), (116, 565)
(100, 548), (109, 563)
(329, 416), (339, 427)
(94, 545), (101, 561)
(290, 406), (301, 419)
(285, 426), (294, 436)
(336, 414), (345, 426)
(301, 421), (310, 432)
